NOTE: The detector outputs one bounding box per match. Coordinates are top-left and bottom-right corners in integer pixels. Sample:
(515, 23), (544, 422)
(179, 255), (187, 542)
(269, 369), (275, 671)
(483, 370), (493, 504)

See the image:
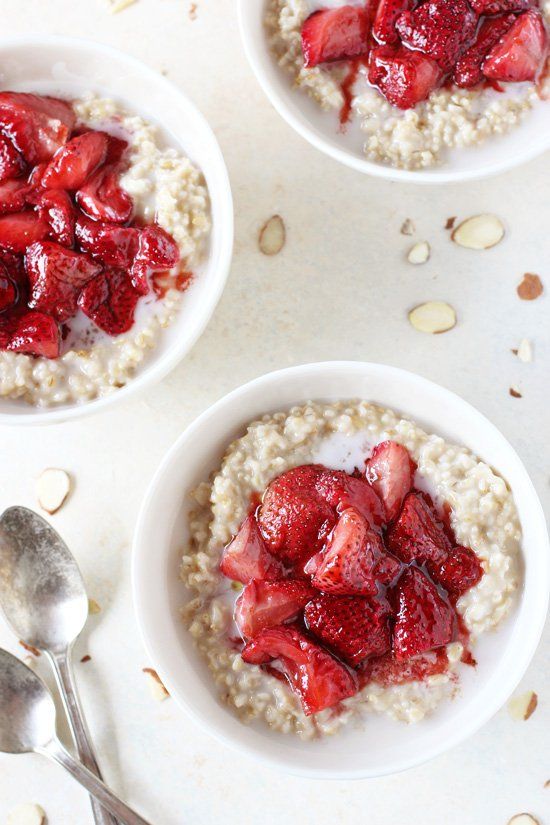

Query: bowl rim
(132, 360), (550, 779)
(0, 33), (234, 426)
(237, 0), (550, 185)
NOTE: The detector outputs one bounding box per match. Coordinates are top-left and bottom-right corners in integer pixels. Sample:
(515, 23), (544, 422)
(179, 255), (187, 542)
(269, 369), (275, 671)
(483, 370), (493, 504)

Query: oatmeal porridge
(181, 401), (521, 740)
(266, 0), (550, 169)
(0, 91), (210, 406)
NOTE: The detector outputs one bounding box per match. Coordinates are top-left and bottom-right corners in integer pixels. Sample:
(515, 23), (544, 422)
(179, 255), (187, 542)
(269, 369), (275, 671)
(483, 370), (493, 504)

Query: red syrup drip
(338, 57), (370, 128)
(151, 268), (193, 299)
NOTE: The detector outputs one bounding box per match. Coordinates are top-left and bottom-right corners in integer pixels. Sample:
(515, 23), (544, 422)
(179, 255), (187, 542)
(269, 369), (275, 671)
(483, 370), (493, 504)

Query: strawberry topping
(0, 212), (49, 253)
(0, 178), (32, 216)
(0, 135), (25, 184)
(75, 216), (139, 268)
(0, 264), (18, 314)
(76, 164), (133, 224)
(395, 0), (479, 72)
(454, 13), (517, 87)
(0, 93), (75, 164)
(393, 567), (456, 659)
(0, 309), (60, 358)
(431, 544), (484, 599)
(483, 9), (549, 81)
(315, 468), (386, 528)
(470, 0), (535, 13)
(235, 579), (316, 638)
(35, 190), (76, 247)
(130, 224), (181, 295)
(301, 6), (371, 68)
(25, 241), (101, 323)
(77, 268), (140, 335)
(386, 492), (451, 566)
(373, 0), (415, 46)
(41, 131), (108, 191)
(366, 440), (415, 523)
(368, 45), (444, 108)
(220, 514), (285, 584)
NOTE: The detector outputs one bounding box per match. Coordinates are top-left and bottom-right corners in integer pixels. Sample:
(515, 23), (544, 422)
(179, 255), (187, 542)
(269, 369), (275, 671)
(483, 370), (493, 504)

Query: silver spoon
(0, 649), (152, 825)
(0, 506), (117, 825)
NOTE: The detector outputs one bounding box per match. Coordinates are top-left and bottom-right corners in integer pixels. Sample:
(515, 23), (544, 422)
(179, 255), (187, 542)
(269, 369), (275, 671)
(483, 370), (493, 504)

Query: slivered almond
(517, 338), (533, 363)
(110, 0), (137, 13)
(36, 468), (71, 514)
(445, 217), (456, 230)
(400, 218), (415, 236)
(143, 667), (170, 701)
(408, 302), (456, 334)
(259, 215), (285, 256)
(88, 598), (101, 615)
(509, 386), (522, 399)
(517, 273), (543, 301)
(407, 241), (430, 265)
(452, 214), (504, 250)
(508, 690), (538, 720)
(507, 816), (540, 825)
(6, 803), (46, 825)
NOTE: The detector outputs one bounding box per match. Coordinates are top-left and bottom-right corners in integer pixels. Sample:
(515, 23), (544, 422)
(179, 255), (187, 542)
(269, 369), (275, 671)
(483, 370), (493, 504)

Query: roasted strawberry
(0, 212), (49, 253)
(130, 224), (181, 295)
(35, 190), (76, 247)
(366, 440), (415, 523)
(0, 135), (25, 183)
(41, 131), (108, 191)
(241, 625), (358, 715)
(470, 0), (534, 13)
(361, 647), (449, 686)
(304, 593), (391, 666)
(0, 93), (75, 164)
(0, 264), (17, 314)
(104, 134), (129, 165)
(483, 9), (549, 82)
(77, 268), (140, 335)
(76, 164), (133, 224)
(235, 579), (316, 638)
(432, 545), (484, 599)
(220, 514), (285, 584)
(386, 492), (451, 566)
(454, 14), (516, 87)
(315, 468), (385, 528)
(312, 507), (400, 595)
(301, 5), (371, 67)
(368, 45), (443, 108)
(373, 0), (414, 46)
(393, 567), (456, 659)
(75, 215), (139, 268)
(26, 241), (101, 322)
(0, 178), (32, 215)
(395, 0), (479, 72)
(0, 309), (60, 358)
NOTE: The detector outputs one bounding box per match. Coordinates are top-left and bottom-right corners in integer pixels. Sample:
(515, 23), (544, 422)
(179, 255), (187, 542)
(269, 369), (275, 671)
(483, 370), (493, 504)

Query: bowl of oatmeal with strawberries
(238, 0), (550, 181)
(133, 362), (549, 777)
(0, 36), (233, 423)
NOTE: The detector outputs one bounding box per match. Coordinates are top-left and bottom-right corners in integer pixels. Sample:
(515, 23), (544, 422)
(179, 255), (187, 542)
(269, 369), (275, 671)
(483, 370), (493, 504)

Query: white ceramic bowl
(238, 0), (550, 183)
(0, 35), (233, 425)
(133, 362), (549, 779)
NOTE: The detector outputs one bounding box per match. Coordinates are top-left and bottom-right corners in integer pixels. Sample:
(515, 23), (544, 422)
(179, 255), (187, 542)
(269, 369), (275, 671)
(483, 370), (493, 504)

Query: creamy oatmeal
(182, 401), (521, 739)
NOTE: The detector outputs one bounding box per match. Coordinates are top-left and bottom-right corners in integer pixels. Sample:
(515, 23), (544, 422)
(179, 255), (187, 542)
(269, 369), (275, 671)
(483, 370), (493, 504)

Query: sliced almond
(88, 598), (101, 615)
(7, 803), (46, 825)
(36, 468), (71, 515)
(408, 302), (456, 334)
(544, 779), (550, 789)
(507, 816), (540, 825)
(517, 273), (543, 301)
(508, 690), (537, 720)
(407, 241), (430, 265)
(509, 386), (522, 399)
(110, 0), (137, 12)
(451, 214), (505, 250)
(259, 215), (285, 256)
(517, 338), (533, 363)
(143, 667), (170, 701)
(400, 218), (415, 236)
(445, 216), (456, 231)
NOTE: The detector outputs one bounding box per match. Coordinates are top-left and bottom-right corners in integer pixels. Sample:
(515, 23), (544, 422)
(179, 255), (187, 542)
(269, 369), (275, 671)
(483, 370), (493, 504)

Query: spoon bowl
(0, 649), (56, 754)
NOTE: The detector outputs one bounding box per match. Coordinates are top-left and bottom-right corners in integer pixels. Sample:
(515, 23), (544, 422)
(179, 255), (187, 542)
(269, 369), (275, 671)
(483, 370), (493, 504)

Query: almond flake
(259, 215), (285, 256)
(407, 241), (430, 265)
(88, 598), (101, 615)
(36, 468), (71, 514)
(445, 217), (456, 230)
(408, 302), (456, 334)
(143, 667), (170, 701)
(517, 338), (533, 363)
(507, 816), (540, 825)
(451, 214), (505, 250)
(544, 780), (550, 789)
(109, 0), (137, 12)
(7, 803), (46, 825)
(517, 273), (543, 301)
(400, 218), (415, 236)
(508, 690), (538, 720)
(80, 654), (92, 663)
(509, 386), (522, 398)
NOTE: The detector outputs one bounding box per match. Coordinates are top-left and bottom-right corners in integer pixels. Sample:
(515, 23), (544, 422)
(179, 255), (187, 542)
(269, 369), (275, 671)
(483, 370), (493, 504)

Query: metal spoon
(0, 506), (117, 825)
(0, 649), (152, 825)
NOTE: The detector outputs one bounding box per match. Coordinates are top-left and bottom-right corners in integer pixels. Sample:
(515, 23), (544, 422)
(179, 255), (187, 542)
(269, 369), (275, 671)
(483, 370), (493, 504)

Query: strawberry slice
(130, 224), (181, 295)
(386, 492), (451, 566)
(77, 268), (140, 335)
(241, 625), (358, 715)
(368, 45), (443, 109)
(0, 135), (25, 184)
(301, 6), (371, 68)
(395, 0), (479, 72)
(431, 545), (484, 599)
(366, 440), (415, 523)
(483, 9), (549, 82)
(35, 190), (76, 247)
(76, 164), (133, 224)
(0, 263), (18, 314)
(373, 0), (415, 46)
(0, 178), (32, 215)
(0, 212), (49, 253)
(0, 93), (75, 164)
(75, 215), (139, 268)
(40, 131), (108, 191)
(393, 567), (456, 660)
(470, 0), (535, 13)
(453, 14), (516, 87)
(220, 514), (285, 584)
(304, 594), (391, 666)
(312, 507), (401, 595)
(315, 469), (385, 528)
(235, 579), (316, 639)
(26, 241), (101, 322)
(0, 309), (60, 358)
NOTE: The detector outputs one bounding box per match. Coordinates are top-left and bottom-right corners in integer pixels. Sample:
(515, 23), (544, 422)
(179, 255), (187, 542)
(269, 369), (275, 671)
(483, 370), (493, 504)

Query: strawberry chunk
(241, 625), (358, 715)
(366, 441), (415, 523)
(315, 468), (385, 528)
(0, 264), (18, 314)
(373, 0), (415, 46)
(470, 0), (534, 13)
(76, 164), (133, 224)
(0, 135), (25, 183)
(368, 45), (443, 109)
(220, 514), (285, 584)
(41, 131), (108, 191)
(130, 224), (181, 295)
(304, 594), (391, 666)
(0, 212), (49, 253)
(25, 241), (101, 322)
(483, 9), (549, 82)
(301, 6), (371, 68)
(75, 216), (139, 268)
(454, 14), (517, 87)
(35, 190), (76, 247)
(235, 579), (316, 639)
(0, 178), (32, 215)
(432, 545), (484, 599)
(393, 567), (456, 660)
(312, 507), (401, 595)
(0, 309), (60, 358)
(395, 0), (479, 72)
(0, 93), (75, 164)
(77, 268), (140, 335)
(386, 492), (451, 566)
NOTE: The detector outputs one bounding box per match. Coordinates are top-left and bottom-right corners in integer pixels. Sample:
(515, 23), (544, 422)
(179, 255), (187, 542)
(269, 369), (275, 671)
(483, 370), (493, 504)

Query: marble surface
(0, 1), (549, 823)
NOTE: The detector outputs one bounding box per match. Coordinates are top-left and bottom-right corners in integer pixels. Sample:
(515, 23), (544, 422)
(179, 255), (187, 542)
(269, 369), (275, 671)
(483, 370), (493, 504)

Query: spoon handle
(48, 649), (119, 825)
(40, 738), (153, 825)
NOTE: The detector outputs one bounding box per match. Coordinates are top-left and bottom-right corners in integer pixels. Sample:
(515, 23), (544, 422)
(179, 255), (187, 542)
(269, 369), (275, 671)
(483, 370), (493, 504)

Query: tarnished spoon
(0, 506), (117, 825)
(0, 649), (151, 824)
